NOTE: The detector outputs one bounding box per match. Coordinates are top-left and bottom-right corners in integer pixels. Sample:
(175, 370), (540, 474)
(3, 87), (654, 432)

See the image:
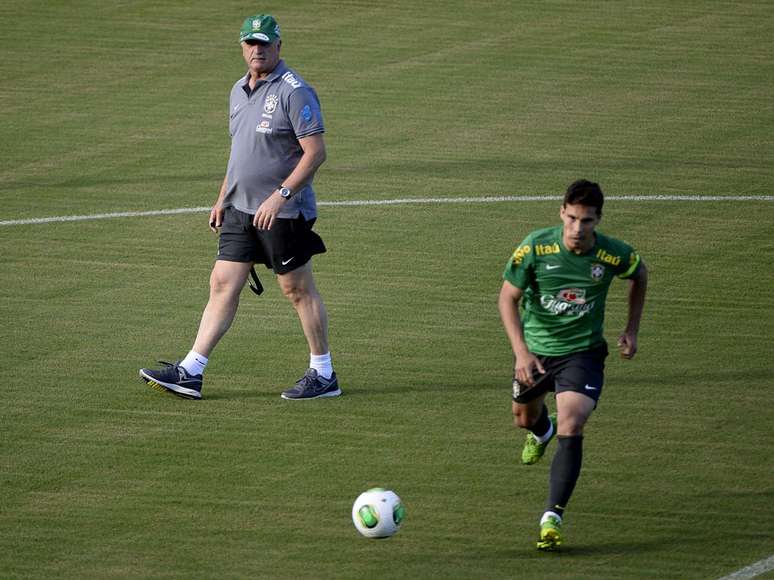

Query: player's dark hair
(563, 179), (604, 216)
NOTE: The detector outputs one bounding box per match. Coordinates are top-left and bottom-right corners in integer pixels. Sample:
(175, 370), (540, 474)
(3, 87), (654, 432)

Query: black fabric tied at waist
(248, 266), (263, 295)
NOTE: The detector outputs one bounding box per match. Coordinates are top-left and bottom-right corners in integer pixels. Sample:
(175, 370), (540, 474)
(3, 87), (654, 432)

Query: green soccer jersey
(503, 225), (641, 356)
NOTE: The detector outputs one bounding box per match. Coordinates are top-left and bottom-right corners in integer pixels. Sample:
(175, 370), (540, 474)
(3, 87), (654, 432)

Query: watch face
(280, 187), (291, 198)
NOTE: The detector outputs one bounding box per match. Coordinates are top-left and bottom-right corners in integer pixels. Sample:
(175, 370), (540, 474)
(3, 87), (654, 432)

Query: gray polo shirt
(224, 60), (325, 219)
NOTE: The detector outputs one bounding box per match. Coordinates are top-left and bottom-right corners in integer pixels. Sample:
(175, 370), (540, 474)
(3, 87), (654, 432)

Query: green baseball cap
(239, 14), (281, 43)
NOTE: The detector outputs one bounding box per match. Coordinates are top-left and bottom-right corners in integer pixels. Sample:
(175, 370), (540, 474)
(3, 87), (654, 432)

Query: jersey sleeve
(287, 87), (325, 139)
(615, 241), (642, 279)
(503, 234), (535, 289)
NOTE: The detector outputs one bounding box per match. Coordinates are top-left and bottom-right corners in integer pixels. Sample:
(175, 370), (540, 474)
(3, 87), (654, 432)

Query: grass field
(1, 1), (773, 578)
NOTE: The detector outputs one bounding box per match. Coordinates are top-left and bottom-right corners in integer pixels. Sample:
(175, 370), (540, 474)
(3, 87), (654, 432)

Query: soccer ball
(351, 488), (405, 538)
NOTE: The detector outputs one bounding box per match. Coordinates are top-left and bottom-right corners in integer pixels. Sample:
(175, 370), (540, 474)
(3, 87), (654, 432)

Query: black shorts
(217, 207), (326, 275)
(512, 343), (608, 405)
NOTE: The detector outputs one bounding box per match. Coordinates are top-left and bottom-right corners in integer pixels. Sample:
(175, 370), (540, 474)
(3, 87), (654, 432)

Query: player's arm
(618, 259), (648, 359)
(254, 133), (327, 230)
(209, 174), (229, 232)
(282, 133), (327, 192)
(498, 281), (545, 386)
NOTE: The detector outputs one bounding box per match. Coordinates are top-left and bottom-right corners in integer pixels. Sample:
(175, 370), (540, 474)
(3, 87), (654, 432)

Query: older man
(141, 14), (339, 401)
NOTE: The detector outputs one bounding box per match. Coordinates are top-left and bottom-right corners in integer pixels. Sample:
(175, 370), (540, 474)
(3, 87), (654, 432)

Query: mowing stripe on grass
(719, 554), (774, 579)
(1, 195), (772, 227)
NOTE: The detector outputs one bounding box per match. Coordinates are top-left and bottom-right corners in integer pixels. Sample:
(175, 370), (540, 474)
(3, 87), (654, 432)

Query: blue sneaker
(281, 368), (341, 400)
(139, 361), (202, 400)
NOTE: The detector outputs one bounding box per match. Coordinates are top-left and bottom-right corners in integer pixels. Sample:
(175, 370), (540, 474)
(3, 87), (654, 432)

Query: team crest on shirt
(591, 263), (605, 281)
(264, 94), (279, 114)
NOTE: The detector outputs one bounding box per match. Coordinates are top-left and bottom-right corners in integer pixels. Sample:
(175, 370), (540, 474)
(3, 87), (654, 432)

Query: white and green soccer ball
(351, 488), (405, 539)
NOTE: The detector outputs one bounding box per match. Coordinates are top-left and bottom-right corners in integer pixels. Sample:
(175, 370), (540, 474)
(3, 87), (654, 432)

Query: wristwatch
(278, 186), (293, 200)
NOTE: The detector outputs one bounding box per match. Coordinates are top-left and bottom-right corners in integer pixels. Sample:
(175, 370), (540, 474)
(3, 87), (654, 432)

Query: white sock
(180, 350), (208, 376)
(535, 420), (554, 444)
(541, 511), (562, 525)
(310, 352), (333, 379)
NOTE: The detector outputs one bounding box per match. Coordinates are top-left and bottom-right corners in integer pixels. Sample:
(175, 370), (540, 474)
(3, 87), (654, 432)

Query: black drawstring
(248, 266), (264, 295)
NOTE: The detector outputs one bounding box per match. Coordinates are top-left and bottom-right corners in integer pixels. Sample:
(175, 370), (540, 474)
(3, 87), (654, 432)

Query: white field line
(719, 555), (774, 579)
(0, 195), (772, 227)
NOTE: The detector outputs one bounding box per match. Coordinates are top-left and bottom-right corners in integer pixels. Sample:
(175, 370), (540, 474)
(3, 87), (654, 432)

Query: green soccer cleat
(537, 515), (562, 551)
(521, 413), (557, 465)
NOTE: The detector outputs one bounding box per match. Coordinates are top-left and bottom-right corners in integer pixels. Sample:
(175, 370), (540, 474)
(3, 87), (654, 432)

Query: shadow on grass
(499, 535), (693, 559)
(203, 380), (505, 400)
(133, 371), (506, 402)
(202, 367), (773, 400)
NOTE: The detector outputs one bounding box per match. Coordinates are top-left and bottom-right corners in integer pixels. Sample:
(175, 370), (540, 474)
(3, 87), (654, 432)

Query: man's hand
(617, 330), (638, 359)
(209, 205), (224, 233)
(253, 191), (286, 230)
(514, 351), (546, 387)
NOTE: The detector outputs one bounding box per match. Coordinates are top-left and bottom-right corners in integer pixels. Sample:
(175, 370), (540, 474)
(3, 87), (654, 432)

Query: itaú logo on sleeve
(281, 71), (302, 88)
(540, 290), (595, 316)
(511, 244), (531, 265)
(595, 248), (621, 266)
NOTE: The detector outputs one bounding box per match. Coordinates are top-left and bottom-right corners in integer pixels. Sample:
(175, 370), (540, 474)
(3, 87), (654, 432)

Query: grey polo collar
(240, 60), (288, 95)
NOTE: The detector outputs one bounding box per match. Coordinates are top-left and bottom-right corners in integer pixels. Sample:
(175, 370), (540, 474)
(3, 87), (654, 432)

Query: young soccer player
(498, 179), (648, 550)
